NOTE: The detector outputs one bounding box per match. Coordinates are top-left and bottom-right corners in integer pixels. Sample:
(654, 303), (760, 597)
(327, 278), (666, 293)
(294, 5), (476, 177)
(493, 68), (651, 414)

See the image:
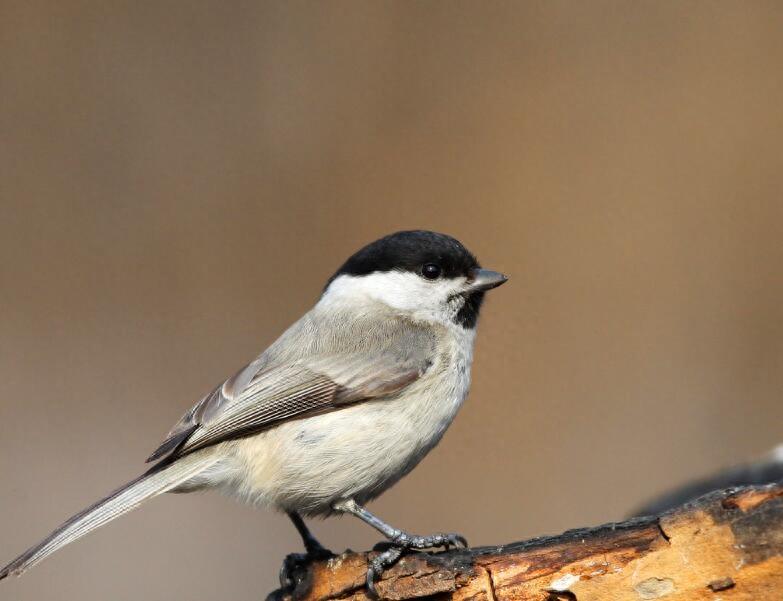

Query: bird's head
(321, 230), (507, 328)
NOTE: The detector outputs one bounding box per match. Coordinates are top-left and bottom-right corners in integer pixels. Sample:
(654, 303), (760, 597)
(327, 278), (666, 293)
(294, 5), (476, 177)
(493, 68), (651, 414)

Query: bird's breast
(225, 328), (476, 515)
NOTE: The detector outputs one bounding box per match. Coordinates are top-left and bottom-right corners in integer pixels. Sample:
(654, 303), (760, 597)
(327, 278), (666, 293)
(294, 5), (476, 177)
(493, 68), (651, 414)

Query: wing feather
(147, 310), (437, 462)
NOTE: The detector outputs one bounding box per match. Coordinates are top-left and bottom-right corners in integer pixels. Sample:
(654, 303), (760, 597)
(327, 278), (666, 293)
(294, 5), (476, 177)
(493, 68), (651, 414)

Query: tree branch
(269, 483), (783, 601)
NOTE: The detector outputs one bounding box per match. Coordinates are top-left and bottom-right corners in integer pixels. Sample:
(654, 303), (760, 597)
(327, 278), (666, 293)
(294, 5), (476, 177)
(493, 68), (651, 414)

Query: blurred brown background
(1, 2), (782, 600)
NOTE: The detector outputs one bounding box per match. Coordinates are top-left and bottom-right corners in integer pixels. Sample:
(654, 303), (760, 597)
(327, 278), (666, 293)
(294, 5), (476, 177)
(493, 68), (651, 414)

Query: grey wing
(146, 313), (437, 462)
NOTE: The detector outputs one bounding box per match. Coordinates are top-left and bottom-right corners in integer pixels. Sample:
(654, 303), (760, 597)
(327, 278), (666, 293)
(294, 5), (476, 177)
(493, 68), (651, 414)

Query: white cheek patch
(321, 272), (466, 323)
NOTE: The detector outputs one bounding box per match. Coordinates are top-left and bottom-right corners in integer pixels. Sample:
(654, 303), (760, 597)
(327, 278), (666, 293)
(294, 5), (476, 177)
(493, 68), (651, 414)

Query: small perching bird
(1, 230), (507, 595)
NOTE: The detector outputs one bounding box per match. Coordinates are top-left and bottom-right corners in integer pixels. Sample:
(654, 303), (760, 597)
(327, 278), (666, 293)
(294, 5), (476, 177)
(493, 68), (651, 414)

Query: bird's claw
(279, 547), (335, 590)
(365, 531), (468, 598)
(392, 531), (468, 551)
(366, 546), (403, 599)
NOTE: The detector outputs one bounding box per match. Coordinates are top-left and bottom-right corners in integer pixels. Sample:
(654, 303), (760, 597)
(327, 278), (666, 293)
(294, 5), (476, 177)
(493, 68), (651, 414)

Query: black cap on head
(329, 230), (480, 282)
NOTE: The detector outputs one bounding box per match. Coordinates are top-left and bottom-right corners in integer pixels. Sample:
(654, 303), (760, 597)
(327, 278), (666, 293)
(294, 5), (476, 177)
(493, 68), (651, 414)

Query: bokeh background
(2, 2), (783, 600)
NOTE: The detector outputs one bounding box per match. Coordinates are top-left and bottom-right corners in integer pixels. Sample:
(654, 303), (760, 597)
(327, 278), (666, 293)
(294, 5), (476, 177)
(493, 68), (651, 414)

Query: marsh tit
(1, 230), (507, 595)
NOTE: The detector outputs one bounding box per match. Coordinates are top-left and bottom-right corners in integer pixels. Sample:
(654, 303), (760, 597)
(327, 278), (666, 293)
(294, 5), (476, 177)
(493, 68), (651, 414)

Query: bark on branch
(269, 483), (783, 601)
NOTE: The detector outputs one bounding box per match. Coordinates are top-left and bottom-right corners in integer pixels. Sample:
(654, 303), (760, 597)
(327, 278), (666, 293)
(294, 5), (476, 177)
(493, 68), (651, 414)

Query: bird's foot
(279, 545), (335, 590)
(390, 531), (468, 550)
(366, 531), (468, 598)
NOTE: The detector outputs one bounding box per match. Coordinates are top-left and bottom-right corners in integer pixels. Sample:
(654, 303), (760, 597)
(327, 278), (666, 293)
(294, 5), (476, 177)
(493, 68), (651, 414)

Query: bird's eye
(421, 263), (442, 280)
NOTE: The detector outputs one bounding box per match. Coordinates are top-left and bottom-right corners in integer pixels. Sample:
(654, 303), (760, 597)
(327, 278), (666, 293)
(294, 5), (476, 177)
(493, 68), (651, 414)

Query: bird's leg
(333, 498), (468, 551)
(333, 499), (468, 598)
(279, 511), (334, 589)
(289, 511), (331, 555)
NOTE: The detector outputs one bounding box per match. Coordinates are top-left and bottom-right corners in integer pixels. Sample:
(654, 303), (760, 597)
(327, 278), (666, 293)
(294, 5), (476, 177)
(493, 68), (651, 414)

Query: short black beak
(468, 268), (508, 292)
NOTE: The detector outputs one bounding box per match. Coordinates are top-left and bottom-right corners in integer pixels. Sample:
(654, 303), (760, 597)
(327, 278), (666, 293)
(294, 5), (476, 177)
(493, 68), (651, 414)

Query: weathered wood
(268, 483), (783, 601)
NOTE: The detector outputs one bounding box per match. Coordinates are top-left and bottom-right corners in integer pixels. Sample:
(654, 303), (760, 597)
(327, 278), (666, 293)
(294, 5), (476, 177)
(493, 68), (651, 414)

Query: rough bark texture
(268, 483), (783, 601)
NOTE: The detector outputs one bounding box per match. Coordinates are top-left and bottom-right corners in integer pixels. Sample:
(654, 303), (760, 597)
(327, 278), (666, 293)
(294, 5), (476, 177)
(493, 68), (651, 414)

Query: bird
(0, 230), (508, 596)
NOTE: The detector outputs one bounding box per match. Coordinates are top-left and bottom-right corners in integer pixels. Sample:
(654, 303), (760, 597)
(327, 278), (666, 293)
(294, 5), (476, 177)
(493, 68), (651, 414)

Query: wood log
(268, 483), (783, 601)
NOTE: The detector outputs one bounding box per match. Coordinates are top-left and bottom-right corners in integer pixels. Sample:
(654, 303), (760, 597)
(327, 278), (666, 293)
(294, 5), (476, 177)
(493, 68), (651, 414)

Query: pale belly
(221, 368), (470, 516)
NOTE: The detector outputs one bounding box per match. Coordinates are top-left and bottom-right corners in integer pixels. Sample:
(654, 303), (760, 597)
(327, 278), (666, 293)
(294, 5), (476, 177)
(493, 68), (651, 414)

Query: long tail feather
(0, 452), (216, 580)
